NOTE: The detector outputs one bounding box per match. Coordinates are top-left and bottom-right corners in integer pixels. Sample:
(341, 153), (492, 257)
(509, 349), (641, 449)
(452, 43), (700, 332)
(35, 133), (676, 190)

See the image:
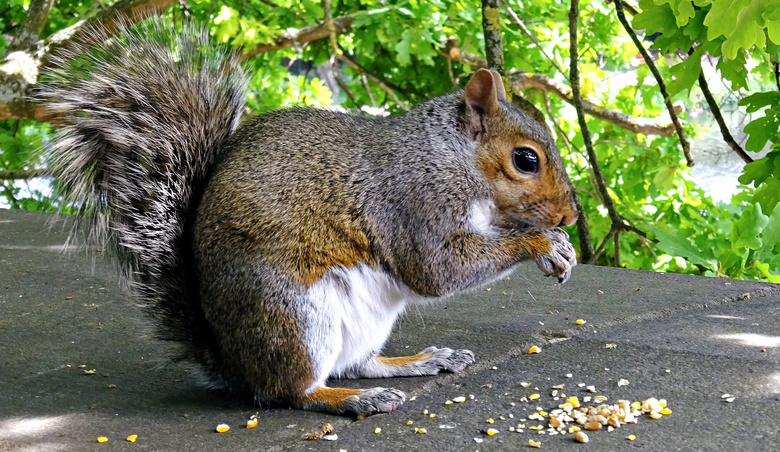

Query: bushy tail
(40, 18), (247, 362)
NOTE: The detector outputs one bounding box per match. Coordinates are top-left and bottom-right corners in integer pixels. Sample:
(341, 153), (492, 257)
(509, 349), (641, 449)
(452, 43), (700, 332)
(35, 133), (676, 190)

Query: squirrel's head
(464, 69), (578, 230)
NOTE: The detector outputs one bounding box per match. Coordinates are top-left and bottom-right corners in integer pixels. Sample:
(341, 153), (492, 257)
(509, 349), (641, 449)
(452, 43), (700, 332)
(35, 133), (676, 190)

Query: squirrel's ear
(490, 71), (507, 102)
(464, 69), (503, 141)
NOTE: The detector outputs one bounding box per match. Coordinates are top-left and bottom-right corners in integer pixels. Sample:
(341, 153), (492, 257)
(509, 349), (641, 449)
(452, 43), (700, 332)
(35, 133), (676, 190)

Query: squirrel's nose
(557, 211), (578, 227)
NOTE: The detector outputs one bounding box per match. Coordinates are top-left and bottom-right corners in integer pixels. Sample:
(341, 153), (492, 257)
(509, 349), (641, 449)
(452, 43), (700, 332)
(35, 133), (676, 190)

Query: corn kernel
(416, 428), (427, 434)
(566, 396), (580, 408)
(529, 346), (541, 354)
(97, 437), (108, 443)
(487, 418), (494, 424)
(627, 434), (636, 441)
(375, 427), (382, 434)
(406, 420), (413, 425)
(529, 439), (541, 448)
(575, 319), (586, 325)
(126, 435), (137, 443)
(216, 424), (230, 433)
(453, 396), (466, 403)
(529, 393), (540, 400)
(486, 428), (499, 436)
(660, 408), (672, 415)
(649, 411), (663, 420)
(246, 418), (258, 429)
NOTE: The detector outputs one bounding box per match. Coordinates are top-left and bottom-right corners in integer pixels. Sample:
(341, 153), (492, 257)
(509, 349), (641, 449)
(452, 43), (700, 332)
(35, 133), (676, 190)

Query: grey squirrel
(41, 19), (578, 416)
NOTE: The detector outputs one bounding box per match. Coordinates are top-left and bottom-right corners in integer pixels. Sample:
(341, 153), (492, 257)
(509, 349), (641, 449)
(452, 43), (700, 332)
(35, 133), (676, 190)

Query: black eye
(513, 147), (540, 174)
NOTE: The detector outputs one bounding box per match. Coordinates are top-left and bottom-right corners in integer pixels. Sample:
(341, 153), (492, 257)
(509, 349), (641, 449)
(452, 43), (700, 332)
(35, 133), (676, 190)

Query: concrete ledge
(2, 209), (779, 451)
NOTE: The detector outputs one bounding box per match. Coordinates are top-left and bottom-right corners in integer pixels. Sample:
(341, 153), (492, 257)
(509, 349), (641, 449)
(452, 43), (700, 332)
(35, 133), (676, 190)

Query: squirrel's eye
(512, 147), (540, 174)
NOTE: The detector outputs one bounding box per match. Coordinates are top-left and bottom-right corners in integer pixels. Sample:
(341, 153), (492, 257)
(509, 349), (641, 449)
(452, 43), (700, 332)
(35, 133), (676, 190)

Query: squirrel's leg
(342, 346), (475, 379)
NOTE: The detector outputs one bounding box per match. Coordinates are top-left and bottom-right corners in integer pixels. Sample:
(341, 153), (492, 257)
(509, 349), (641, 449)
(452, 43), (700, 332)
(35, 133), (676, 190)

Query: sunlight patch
(713, 333), (780, 348)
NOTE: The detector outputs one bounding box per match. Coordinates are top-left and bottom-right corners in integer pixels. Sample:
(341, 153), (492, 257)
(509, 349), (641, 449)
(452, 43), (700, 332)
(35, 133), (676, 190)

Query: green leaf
(651, 228), (714, 266)
(730, 203), (769, 250)
(656, 0), (697, 26)
(666, 54), (701, 96)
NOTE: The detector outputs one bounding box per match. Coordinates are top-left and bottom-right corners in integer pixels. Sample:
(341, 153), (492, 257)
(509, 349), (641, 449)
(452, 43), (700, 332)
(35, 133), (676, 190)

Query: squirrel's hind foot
(297, 386), (406, 416)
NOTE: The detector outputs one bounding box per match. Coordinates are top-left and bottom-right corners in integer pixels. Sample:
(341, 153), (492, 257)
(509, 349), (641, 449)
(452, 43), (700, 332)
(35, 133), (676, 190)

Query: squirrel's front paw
(535, 228), (577, 283)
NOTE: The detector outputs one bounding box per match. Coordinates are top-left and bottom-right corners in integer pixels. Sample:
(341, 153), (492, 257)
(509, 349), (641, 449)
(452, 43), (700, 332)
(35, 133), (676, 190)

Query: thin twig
(697, 71), (753, 163)
(614, 0), (693, 167)
(614, 229), (621, 267)
(499, 0), (567, 78)
(323, 0), (407, 111)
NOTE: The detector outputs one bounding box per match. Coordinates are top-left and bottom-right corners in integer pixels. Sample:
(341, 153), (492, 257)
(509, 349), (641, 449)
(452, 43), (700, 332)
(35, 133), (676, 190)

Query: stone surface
(1, 208), (779, 451)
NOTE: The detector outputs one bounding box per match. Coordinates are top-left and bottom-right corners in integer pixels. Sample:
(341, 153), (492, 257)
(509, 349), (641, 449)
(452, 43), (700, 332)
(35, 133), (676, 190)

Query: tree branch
(0, 169), (45, 180)
(238, 14), (356, 62)
(6, 0), (55, 52)
(614, 0), (693, 166)
(446, 46), (678, 136)
(697, 71), (753, 164)
(0, 0), (176, 122)
(481, 0), (505, 75)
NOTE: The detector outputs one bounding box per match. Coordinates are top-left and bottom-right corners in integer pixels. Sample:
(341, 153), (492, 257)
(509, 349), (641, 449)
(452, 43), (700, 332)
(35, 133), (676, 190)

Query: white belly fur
(303, 264), (416, 385)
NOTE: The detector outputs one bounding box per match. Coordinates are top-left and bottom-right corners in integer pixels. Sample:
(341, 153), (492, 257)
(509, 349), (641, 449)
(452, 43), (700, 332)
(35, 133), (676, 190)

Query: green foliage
(1, 0), (779, 281)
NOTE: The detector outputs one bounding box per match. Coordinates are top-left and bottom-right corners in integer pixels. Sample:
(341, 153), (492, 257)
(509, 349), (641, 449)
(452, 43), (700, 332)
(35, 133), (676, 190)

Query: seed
(429, 413), (436, 418)
(453, 396), (466, 403)
(521, 382), (531, 387)
(549, 418), (562, 429)
(594, 395), (608, 402)
(97, 437), (108, 443)
(608, 416), (621, 428)
(486, 428), (499, 436)
(591, 414), (608, 425)
(585, 421), (602, 431)
(576, 319), (586, 325)
(216, 424), (230, 433)
(246, 418), (258, 429)
(423, 409), (429, 415)
(322, 434), (338, 441)
(552, 384), (565, 389)
(725, 397), (736, 403)
(487, 418), (494, 424)
(551, 390), (558, 397)
(560, 402), (574, 412)
(627, 434), (636, 440)
(416, 428), (427, 434)
(529, 346), (541, 354)
(375, 428), (382, 434)
(529, 439), (541, 448)
(445, 400), (453, 405)
(575, 431), (589, 443)
(566, 396), (580, 408)
(617, 379), (629, 387)
(642, 398), (662, 412)
(126, 435), (137, 442)
(407, 421), (414, 425)
(649, 411), (663, 419)
(586, 385), (596, 393)
(660, 408), (672, 415)
(529, 393), (540, 400)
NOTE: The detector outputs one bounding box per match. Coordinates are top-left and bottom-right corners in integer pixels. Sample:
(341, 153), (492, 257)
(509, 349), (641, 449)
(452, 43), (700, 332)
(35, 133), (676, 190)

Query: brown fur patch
(377, 353), (433, 366)
(302, 387), (362, 407)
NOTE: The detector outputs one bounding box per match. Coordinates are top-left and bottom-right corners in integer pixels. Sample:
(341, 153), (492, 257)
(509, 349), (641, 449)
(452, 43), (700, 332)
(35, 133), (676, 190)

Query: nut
(575, 431), (589, 443)
(585, 421), (602, 431)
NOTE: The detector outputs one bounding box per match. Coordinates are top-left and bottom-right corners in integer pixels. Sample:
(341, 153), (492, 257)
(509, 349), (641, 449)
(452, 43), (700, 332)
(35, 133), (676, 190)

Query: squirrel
(40, 18), (578, 416)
